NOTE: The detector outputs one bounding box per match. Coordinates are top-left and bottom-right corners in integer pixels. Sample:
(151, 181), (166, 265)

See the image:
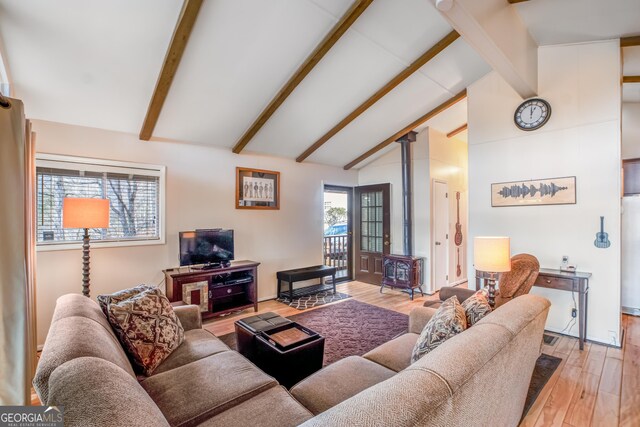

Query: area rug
(522, 353), (563, 418)
(276, 290), (350, 310)
(219, 299), (407, 366)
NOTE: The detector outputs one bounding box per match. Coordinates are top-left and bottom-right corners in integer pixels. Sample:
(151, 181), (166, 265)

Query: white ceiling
(0, 0), (181, 133)
(513, 0), (640, 46)
(0, 0), (637, 168)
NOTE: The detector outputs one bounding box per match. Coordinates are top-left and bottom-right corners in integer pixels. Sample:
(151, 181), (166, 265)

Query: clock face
(514, 98), (551, 131)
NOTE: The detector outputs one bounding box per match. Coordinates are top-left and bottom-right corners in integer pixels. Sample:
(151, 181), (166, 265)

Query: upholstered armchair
(426, 253), (540, 309)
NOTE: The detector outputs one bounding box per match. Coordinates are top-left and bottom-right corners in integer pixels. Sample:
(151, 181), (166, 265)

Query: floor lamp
(474, 237), (511, 308)
(63, 198), (110, 298)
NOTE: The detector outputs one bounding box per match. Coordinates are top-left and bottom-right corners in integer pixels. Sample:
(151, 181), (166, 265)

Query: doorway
(323, 185), (353, 282)
(432, 180), (449, 291)
(354, 183), (391, 284)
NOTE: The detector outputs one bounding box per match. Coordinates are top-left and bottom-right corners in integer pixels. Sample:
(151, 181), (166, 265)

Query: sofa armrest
(173, 305), (202, 331)
(409, 307), (438, 334)
(439, 286), (475, 303)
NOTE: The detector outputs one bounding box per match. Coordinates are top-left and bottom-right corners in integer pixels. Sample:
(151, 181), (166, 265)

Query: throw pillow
(101, 286), (184, 376)
(97, 284), (154, 317)
(461, 289), (493, 326)
(411, 296), (467, 363)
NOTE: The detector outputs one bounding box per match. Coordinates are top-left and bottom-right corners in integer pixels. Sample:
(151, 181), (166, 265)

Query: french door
(354, 184), (390, 284)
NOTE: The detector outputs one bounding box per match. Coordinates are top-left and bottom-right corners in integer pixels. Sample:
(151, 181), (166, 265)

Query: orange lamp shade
(63, 198), (110, 229)
(474, 237), (511, 273)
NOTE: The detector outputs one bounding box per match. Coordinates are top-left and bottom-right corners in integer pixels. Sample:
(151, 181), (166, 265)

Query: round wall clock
(514, 98), (551, 131)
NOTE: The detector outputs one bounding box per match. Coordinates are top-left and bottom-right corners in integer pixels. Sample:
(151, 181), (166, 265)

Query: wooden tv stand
(164, 260), (259, 320)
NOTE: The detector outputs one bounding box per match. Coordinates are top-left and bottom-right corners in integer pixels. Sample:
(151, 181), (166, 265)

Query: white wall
(358, 128), (469, 293)
(467, 40), (622, 345)
(33, 120), (357, 345)
(622, 103), (640, 160)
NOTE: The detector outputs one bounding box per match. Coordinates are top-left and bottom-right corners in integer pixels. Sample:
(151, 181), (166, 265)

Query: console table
(476, 268), (591, 350)
(164, 260), (259, 320)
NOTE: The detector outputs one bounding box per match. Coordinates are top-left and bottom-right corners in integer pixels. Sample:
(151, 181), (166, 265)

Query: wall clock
(514, 98), (551, 131)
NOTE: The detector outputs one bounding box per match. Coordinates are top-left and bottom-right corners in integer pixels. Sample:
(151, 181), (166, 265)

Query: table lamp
(474, 237), (511, 307)
(63, 198), (110, 298)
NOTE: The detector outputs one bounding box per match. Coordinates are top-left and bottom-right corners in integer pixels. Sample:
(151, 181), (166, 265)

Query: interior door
(354, 184), (390, 284)
(433, 180), (449, 291)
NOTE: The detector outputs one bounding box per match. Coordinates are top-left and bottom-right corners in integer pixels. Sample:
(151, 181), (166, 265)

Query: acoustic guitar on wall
(454, 192), (463, 246)
(594, 216), (611, 249)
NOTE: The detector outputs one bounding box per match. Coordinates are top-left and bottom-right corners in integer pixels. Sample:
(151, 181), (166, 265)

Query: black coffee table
(235, 312), (325, 388)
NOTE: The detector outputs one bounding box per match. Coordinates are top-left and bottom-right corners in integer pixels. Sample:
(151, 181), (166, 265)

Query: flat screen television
(179, 229), (234, 268)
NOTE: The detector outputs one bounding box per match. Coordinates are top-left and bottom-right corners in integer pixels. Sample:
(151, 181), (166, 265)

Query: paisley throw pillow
(411, 296), (467, 363)
(97, 284), (154, 317)
(461, 289), (493, 326)
(100, 286), (184, 376)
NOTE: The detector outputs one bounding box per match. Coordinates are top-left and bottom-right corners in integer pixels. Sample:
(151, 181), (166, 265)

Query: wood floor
(33, 281), (640, 427)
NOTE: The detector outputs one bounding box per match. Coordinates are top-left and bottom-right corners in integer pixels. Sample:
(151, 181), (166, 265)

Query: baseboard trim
(622, 306), (640, 316)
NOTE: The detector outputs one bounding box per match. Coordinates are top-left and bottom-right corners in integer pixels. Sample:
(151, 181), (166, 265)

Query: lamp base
(82, 228), (91, 298)
(485, 272), (497, 308)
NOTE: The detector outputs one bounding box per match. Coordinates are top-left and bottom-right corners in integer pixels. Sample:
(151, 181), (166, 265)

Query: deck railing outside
(323, 234), (348, 279)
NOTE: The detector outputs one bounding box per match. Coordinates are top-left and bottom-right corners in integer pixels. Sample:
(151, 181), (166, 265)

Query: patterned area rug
(220, 299), (408, 366)
(276, 290), (350, 310)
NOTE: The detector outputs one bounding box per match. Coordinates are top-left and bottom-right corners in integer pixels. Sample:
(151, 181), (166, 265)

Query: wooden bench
(276, 265), (337, 300)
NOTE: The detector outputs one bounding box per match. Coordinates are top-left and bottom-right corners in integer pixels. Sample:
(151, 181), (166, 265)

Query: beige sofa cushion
(153, 329), (230, 375)
(47, 357), (170, 427)
(290, 355), (396, 415)
(33, 316), (135, 404)
(198, 386), (313, 427)
(141, 351), (277, 427)
(363, 332), (419, 372)
(51, 293), (115, 336)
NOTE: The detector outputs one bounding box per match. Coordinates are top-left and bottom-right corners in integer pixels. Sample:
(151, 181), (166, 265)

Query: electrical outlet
(571, 308), (577, 318)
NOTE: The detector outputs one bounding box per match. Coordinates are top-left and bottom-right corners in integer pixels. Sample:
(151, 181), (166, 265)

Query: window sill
(36, 238), (166, 252)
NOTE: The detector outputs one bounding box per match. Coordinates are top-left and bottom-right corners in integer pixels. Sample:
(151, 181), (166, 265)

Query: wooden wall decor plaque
(491, 176), (576, 207)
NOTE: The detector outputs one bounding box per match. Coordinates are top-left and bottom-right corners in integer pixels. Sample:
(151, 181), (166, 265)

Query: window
(36, 154), (165, 249)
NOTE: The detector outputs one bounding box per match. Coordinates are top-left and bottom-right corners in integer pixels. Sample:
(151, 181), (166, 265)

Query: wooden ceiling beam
(507, 0), (530, 3)
(296, 30), (459, 163)
(343, 89), (467, 170)
(623, 76), (640, 83)
(447, 123), (467, 138)
(140, 0), (204, 141)
(621, 36), (640, 47)
(232, 0), (374, 154)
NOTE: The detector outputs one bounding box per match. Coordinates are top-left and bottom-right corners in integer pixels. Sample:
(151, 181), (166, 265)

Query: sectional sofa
(34, 292), (550, 426)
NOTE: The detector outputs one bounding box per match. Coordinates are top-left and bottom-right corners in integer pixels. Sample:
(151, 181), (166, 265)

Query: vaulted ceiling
(0, 0), (638, 169)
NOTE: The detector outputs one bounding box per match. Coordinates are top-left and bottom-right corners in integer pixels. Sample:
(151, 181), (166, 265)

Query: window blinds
(36, 160), (161, 245)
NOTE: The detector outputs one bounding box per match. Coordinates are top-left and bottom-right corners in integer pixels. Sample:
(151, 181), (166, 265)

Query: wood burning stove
(380, 131), (425, 300)
(381, 254), (424, 300)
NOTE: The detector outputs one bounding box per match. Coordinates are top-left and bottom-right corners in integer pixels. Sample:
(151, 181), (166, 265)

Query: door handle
(435, 242), (441, 246)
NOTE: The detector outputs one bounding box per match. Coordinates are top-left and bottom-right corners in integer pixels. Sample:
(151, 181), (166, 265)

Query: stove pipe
(398, 131), (416, 257)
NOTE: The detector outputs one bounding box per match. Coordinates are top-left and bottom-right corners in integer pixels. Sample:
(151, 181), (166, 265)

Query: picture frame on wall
(491, 176), (576, 207)
(236, 167), (280, 210)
